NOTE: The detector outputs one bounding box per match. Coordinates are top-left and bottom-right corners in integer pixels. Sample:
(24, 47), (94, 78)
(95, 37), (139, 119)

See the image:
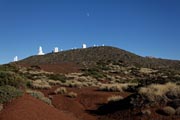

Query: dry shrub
(54, 87), (67, 94)
(176, 107), (180, 115)
(99, 83), (129, 92)
(162, 106), (176, 116)
(31, 80), (51, 89)
(48, 80), (62, 85)
(63, 81), (83, 88)
(139, 68), (155, 74)
(66, 92), (77, 98)
(107, 95), (124, 103)
(26, 90), (52, 105)
(139, 82), (180, 102)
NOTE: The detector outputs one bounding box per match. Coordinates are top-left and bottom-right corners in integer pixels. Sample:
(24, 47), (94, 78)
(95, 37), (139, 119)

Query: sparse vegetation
(26, 90), (52, 105)
(139, 82), (180, 103)
(47, 80), (62, 85)
(0, 71), (25, 88)
(107, 95), (124, 103)
(0, 85), (23, 104)
(31, 80), (51, 89)
(0, 46), (180, 119)
(47, 74), (67, 83)
(66, 92), (77, 98)
(54, 87), (67, 94)
(99, 83), (130, 92)
(83, 68), (106, 79)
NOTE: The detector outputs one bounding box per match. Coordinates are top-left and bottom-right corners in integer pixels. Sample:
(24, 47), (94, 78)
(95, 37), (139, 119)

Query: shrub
(139, 82), (180, 102)
(83, 68), (105, 79)
(166, 86), (180, 99)
(26, 90), (52, 105)
(0, 71), (25, 88)
(66, 92), (77, 98)
(99, 83), (129, 92)
(31, 80), (51, 89)
(0, 85), (23, 103)
(65, 81), (83, 88)
(162, 106), (176, 116)
(0, 64), (19, 72)
(54, 87), (67, 94)
(40, 97), (52, 105)
(176, 107), (180, 115)
(48, 80), (62, 85)
(107, 95), (123, 103)
(48, 74), (67, 83)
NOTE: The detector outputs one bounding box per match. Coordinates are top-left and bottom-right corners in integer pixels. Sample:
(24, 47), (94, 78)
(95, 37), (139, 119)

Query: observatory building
(82, 44), (87, 49)
(13, 56), (18, 62)
(38, 46), (45, 55)
(53, 47), (59, 53)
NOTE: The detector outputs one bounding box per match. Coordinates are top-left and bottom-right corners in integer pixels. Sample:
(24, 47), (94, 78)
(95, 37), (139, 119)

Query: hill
(16, 46), (180, 71)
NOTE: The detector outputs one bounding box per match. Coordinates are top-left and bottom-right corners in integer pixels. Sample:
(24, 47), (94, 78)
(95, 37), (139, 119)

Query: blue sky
(0, 0), (180, 64)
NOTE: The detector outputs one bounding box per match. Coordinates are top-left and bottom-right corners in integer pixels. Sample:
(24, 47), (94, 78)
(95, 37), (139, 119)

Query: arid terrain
(0, 46), (180, 120)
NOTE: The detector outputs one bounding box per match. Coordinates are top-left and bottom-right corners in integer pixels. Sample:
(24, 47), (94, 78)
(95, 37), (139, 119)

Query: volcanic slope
(17, 46), (180, 71)
(0, 94), (77, 120)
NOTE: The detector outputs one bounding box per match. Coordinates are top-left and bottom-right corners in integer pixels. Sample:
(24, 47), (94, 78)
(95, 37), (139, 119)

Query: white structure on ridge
(53, 47), (59, 53)
(14, 56), (18, 62)
(82, 44), (87, 49)
(38, 46), (45, 55)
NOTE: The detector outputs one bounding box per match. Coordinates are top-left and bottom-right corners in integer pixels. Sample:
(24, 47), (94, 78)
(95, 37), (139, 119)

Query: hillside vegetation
(17, 46), (180, 70)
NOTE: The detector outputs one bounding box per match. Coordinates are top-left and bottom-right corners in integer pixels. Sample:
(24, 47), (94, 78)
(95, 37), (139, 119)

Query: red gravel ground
(1, 87), (179, 120)
(0, 94), (77, 120)
(40, 87), (130, 120)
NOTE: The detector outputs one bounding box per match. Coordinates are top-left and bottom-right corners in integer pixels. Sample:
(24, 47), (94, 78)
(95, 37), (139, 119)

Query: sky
(0, 0), (180, 64)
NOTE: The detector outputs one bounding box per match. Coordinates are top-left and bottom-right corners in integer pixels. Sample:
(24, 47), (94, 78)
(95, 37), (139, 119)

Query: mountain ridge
(16, 46), (180, 70)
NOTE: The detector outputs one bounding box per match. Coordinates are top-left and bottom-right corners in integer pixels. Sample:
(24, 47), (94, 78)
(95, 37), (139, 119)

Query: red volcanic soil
(40, 87), (130, 120)
(0, 94), (77, 120)
(1, 87), (179, 120)
(39, 63), (80, 73)
(19, 63), (80, 73)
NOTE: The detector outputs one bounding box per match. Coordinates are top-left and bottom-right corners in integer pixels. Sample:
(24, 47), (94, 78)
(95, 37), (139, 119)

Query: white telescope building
(38, 46), (45, 55)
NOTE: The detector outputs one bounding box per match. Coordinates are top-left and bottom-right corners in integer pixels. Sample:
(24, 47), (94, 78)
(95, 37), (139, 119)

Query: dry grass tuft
(66, 92), (77, 98)
(54, 87), (67, 94)
(47, 80), (62, 85)
(139, 82), (180, 102)
(31, 80), (51, 89)
(26, 90), (52, 105)
(107, 95), (124, 103)
(99, 83), (130, 92)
